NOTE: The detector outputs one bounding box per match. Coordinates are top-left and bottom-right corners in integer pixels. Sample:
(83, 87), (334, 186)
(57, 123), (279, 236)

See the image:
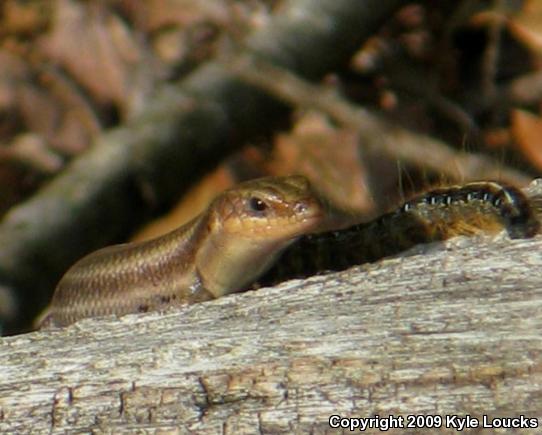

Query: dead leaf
(269, 112), (376, 215)
(511, 108), (542, 170)
(509, 0), (542, 55)
(38, 0), (145, 116)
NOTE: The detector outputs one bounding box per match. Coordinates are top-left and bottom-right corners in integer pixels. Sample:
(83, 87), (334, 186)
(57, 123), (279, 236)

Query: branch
(226, 54), (530, 185)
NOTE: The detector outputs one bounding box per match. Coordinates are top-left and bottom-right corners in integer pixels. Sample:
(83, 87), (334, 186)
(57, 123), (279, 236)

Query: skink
(46, 175), (324, 327)
(44, 177), (539, 327)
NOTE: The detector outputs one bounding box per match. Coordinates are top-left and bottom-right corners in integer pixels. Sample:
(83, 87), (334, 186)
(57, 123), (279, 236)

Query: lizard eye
(248, 196), (268, 213)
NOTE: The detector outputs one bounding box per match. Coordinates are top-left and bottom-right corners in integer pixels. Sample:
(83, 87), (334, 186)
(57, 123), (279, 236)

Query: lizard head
(196, 175), (324, 297)
(209, 175), (324, 238)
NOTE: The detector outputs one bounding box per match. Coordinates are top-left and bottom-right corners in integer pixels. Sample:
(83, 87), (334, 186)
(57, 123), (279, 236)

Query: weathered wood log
(1, 231), (541, 434)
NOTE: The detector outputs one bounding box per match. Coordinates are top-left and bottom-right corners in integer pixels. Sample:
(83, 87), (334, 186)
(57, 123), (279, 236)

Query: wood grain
(1, 231), (541, 433)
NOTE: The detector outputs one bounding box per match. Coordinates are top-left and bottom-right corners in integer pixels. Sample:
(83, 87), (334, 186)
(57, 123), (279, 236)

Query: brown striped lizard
(41, 176), (540, 327)
(43, 176), (324, 327)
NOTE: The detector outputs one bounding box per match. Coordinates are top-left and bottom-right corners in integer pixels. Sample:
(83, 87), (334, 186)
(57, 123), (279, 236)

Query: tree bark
(1, 232), (541, 434)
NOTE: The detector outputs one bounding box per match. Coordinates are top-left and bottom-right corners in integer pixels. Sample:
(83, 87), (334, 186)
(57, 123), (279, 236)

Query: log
(1, 231), (541, 434)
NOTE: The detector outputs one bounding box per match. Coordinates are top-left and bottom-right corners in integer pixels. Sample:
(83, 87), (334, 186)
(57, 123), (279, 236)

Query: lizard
(42, 176), (540, 327)
(43, 175), (324, 327)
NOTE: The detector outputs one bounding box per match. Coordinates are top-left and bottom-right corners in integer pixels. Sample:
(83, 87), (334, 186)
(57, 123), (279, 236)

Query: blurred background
(0, 0), (541, 334)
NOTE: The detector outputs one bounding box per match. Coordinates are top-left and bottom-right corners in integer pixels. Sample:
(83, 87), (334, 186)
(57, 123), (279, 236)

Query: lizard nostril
(294, 202), (308, 213)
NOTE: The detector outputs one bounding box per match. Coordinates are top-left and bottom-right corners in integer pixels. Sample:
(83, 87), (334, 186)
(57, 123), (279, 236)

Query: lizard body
(46, 175), (323, 326)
